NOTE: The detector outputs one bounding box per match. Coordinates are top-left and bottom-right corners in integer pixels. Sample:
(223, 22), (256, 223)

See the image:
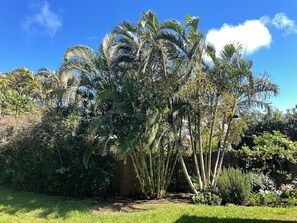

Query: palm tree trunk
(188, 112), (202, 190)
(197, 113), (206, 187)
(179, 154), (198, 194)
(130, 153), (148, 197)
(164, 149), (179, 192)
(207, 95), (219, 186)
(212, 103), (236, 186)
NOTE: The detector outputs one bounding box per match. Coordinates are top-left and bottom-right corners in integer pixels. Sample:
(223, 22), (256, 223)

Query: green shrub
(248, 185), (297, 207)
(249, 191), (280, 206)
(280, 185), (297, 206)
(192, 191), (222, 206)
(250, 172), (275, 192)
(249, 184), (297, 207)
(249, 193), (260, 206)
(239, 131), (297, 180)
(287, 197), (297, 206)
(280, 184), (296, 198)
(216, 168), (252, 205)
(0, 108), (115, 198)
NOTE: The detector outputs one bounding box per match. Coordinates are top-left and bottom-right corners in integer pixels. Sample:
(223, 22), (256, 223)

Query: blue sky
(0, 0), (296, 111)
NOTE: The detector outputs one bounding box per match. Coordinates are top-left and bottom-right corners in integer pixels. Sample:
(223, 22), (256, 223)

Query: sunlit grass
(0, 187), (297, 223)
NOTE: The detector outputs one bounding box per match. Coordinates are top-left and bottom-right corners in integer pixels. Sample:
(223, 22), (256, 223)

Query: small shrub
(280, 185), (297, 206)
(287, 197), (297, 206)
(192, 191), (222, 206)
(280, 184), (295, 194)
(250, 172), (275, 192)
(249, 190), (280, 206)
(216, 168), (252, 205)
(248, 185), (297, 207)
(249, 192), (260, 206)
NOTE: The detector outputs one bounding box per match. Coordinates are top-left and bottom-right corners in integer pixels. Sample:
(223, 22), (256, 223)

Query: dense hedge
(0, 109), (115, 198)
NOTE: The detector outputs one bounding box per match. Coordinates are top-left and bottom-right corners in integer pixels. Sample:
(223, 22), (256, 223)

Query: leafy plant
(249, 185), (297, 207)
(249, 190), (281, 206)
(239, 131), (297, 179)
(250, 172), (276, 192)
(0, 109), (115, 198)
(192, 191), (222, 205)
(216, 168), (252, 205)
(279, 184), (297, 206)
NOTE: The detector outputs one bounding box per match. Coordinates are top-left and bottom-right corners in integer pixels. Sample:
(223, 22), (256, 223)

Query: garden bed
(94, 193), (193, 213)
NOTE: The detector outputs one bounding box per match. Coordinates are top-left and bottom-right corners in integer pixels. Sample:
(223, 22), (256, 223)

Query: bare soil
(93, 193), (193, 213)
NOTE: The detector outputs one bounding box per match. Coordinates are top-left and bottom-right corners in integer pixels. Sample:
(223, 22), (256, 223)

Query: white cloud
(272, 13), (297, 34)
(23, 1), (62, 37)
(206, 19), (271, 57)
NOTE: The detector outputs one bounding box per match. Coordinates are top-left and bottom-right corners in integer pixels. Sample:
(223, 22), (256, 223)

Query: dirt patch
(93, 193), (193, 213)
(94, 201), (148, 213)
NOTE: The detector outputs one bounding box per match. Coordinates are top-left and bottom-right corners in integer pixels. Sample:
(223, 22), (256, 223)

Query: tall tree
(177, 44), (278, 192)
(82, 11), (183, 198)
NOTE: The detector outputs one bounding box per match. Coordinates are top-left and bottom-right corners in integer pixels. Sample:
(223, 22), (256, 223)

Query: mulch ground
(93, 193), (193, 213)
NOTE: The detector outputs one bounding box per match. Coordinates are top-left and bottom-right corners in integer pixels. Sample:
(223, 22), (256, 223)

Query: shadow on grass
(0, 187), (92, 219)
(175, 215), (297, 223)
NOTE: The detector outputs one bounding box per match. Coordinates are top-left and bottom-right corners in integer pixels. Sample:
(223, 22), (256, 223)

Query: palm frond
(63, 45), (96, 63)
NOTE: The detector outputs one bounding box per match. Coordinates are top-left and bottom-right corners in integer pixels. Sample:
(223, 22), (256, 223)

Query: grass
(0, 187), (297, 223)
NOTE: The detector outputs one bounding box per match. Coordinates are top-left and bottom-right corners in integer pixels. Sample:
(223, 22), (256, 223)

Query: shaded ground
(94, 193), (193, 213)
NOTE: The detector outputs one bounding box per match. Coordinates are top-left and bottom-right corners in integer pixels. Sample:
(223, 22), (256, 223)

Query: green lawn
(0, 187), (297, 223)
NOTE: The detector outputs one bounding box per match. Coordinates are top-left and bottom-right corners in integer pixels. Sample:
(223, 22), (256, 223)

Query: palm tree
(209, 44), (279, 185)
(59, 34), (115, 114)
(158, 15), (207, 191)
(177, 43), (278, 193)
(35, 68), (79, 108)
(83, 11), (186, 198)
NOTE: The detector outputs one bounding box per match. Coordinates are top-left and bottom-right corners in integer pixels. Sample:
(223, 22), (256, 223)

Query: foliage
(35, 68), (79, 108)
(239, 107), (297, 148)
(250, 172), (276, 192)
(0, 68), (39, 116)
(0, 114), (40, 147)
(216, 168), (252, 205)
(192, 191), (222, 205)
(249, 190), (281, 206)
(279, 184), (297, 206)
(239, 131), (297, 179)
(248, 184), (297, 207)
(0, 109), (115, 198)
